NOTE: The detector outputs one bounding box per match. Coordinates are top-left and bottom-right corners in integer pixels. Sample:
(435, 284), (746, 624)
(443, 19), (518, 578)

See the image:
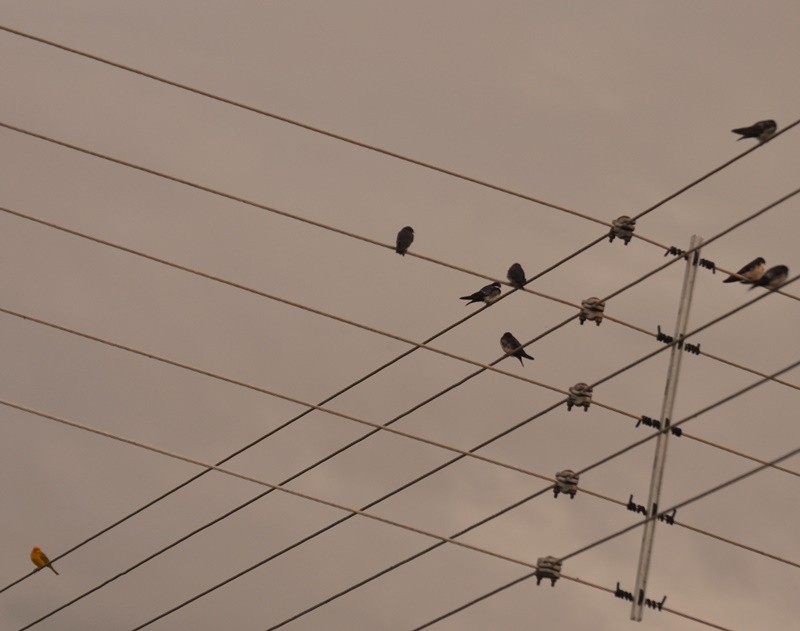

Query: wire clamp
(614, 583), (667, 611)
(635, 415), (682, 437)
(683, 342), (701, 355)
(578, 297), (605, 326)
(626, 495), (677, 524)
(608, 215), (636, 245)
(553, 470), (580, 499)
(665, 246), (716, 271)
(534, 556), (563, 587)
(566, 383), (593, 411)
(656, 325), (674, 345)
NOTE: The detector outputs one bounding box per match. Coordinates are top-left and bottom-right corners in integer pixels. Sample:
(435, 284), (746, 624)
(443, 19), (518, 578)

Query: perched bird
(507, 263), (526, 289)
(30, 547), (59, 575)
(395, 226), (414, 255)
(731, 119), (777, 142)
(500, 332), (534, 366)
(723, 257), (765, 284)
(460, 282), (502, 305)
(749, 264), (789, 290)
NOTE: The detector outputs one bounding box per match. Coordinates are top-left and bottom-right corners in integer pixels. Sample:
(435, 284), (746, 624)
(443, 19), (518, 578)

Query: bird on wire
(30, 547), (59, 575)
(460, 282), (502, 305)
(731, 119), (777, 142)
(723, 256), (765, 284)
(500, 332), (534, 366)
(395, 226), (414, 255)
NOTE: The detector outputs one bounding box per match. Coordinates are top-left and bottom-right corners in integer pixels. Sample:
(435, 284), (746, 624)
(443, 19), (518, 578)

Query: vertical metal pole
(630, 235), (702, 621)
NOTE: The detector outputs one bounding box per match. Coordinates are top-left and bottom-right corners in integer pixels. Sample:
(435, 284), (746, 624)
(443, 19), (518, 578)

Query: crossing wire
(0, 220), (795, 601)
(4, 24), (800, 306)
(411, 422), (800, 629)
(17, 285), (798, 628)
(259, 358), (800, 630)
(2, 23), (797, 628)
(9, 355), (793, 631)
(2, 202), (798, 397)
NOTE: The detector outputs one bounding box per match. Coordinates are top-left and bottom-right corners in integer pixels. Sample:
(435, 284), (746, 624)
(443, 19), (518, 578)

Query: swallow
(507, 263), (526, 289)
(723, 257), (765, 283)
(395, 226), (414, 255)
(749, 265), (788, 290)
(731, 119), (777, 142)
(460, 282), (502, 305)
(30, 547), (59, 575)
(500, 332), (534, 366)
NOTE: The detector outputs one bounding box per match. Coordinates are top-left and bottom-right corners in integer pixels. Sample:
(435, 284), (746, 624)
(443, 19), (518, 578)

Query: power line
(19, 290), (797, 627)
(5, 385), (779, 631)
(412, 571), (733, 631)
(409, 440), (800, 630)
(2, 23), (798, 256)
(0, 255), (794, 600)
(4, 119), (800, 311)
(2, 202), (798, 398)
(251, 359), (800, 630)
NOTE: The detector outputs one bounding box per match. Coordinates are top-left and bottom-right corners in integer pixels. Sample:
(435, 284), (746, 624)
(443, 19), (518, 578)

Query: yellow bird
(30, 547), (59, 575)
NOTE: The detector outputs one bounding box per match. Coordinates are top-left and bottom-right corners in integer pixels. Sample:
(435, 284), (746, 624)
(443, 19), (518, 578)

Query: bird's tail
(722, 276), (738, 283)
(48, 565), (59, 575)
(522, 351), (534, 361)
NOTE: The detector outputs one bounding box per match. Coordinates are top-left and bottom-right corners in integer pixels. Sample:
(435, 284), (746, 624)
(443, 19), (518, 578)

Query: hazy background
(1, 2), (798, 629)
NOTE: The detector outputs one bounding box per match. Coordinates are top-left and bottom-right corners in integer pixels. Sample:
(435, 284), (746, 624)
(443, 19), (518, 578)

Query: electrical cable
(2, 23), (798, 259)
(2, 203), (798, 397)
(7, 368), (792, 631)
(258, 358), (800, 629)
(16, 289), (797, 627)
(409, 442), (800, 629)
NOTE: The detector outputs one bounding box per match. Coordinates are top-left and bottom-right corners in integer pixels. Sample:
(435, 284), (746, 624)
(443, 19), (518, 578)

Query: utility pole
(631, 235), (702, 621)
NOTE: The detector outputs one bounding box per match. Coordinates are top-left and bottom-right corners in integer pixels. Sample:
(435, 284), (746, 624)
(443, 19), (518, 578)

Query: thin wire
(3, 274), (796, 608)
(5, 120), (800, 314)
(3, 203), (798, 399)
(2, 279), (795, 500)
(0, 24), (625, 229)
(0, 234), (605, 595)
(26, 296), (797, 629)
(0, 120), (598, 299)
(410, 441), (800, 629)
(263, 359), (800, 629)
(2, 22), (797, 259)
(1, 396), (752, 631)
(412, 571), (733, 631)
(563, 443), (800, 563)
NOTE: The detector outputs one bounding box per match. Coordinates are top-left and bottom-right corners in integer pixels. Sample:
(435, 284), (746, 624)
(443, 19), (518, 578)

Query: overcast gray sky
(1, 2), (798, 629)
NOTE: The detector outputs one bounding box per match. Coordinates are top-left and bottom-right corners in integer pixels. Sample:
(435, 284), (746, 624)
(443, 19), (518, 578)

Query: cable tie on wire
(664, 246), (716, 272)
(626, 495), (677, 525)
(656, 325), (674, 345)
(683, 342), (701, 355)
(615, 583), (667, 611)
(636, 415), (682, 437)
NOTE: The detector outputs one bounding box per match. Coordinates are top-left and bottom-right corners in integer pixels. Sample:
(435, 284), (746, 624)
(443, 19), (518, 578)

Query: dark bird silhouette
(749, 265), (788, 290)
(460, 282), (502, 305)
(395, 226), (414, 255)
(731, 120), (777, 142)
(500, 332), (534, 366)
(723, 257), (765, 284)
(507, 263), (526, 289)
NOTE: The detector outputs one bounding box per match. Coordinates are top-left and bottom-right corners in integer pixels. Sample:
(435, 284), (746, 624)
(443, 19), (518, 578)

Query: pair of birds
(459, 263), (527, 305)
(724, 257), (789, 289)
(31, 546), (59, 575)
